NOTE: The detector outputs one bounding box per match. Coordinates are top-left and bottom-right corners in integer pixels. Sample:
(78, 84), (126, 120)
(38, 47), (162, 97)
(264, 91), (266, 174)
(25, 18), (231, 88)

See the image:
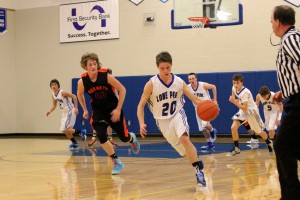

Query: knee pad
(93, 120), (108, 144)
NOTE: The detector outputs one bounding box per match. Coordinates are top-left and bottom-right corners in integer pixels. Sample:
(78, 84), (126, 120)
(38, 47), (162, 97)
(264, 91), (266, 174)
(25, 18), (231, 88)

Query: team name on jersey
(87, 86), (109, 94)
(156, 91), (178, 102)
(262, 101), (275, 106)
(194, 92), (204, 97)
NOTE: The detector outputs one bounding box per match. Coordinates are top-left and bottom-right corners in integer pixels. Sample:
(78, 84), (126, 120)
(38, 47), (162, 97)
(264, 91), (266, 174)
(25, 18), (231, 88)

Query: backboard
(171, 0), (243, 29)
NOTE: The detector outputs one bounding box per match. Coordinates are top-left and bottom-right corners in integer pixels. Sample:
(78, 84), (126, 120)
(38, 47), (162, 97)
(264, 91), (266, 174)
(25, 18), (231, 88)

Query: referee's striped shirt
(276, 26), (300, 98)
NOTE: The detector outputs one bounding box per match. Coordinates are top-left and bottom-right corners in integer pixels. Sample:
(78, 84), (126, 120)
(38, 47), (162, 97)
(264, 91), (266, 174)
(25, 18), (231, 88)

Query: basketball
(197, 100), (220, 121)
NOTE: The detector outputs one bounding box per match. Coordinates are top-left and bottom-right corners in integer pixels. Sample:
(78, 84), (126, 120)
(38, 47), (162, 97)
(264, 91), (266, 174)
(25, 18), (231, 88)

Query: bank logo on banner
(60, 0), (119, 43)
(0, 8), (7, 35)
(129, 0), (144, 5)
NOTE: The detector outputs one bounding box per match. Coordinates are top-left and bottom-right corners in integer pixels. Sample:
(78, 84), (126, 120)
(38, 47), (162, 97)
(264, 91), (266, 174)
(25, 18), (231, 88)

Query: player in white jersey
(256, 86), (283, 141)
(46, 79), (86, 149)
(187, 73), (217, 151)
(137, 51), (207, 188)
(228, 74), (273, 156)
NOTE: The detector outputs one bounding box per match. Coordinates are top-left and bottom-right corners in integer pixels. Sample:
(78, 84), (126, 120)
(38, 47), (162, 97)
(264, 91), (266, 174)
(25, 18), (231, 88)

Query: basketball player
(137, 51), (207, 187)
(88, 68), (118, 148)
(77, 52), (140, 175)
(187, 73), (217, 150)
(255, 86), (283, 141)
(46, 79), (87, 149)
(228, 74), (273, 156)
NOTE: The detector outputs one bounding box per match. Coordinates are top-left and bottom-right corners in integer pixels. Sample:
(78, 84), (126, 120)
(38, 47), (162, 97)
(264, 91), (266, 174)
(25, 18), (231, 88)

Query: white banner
(60, 0), (119, 43)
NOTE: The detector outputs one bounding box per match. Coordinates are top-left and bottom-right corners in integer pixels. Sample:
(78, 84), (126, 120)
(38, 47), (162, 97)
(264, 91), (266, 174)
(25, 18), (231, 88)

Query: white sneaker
(246, 138), (259, 144)
(246, 143), (259, 149)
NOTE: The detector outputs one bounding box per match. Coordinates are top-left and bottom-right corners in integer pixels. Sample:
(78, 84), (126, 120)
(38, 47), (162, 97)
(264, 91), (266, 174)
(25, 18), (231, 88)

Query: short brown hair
(156, 51), (172, 66)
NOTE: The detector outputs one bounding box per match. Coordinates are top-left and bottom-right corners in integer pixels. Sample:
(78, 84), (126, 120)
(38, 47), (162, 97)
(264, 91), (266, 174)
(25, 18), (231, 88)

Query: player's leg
(88, 117), (98, 147)
(160, 109), (206, 187)
(245, 121), (259, 144)
(110, 110), (140, 154)
(93, 110), (124, 175)
(247, 109), (273, 153)
(227, 120), (241, 156)
(206, 123), (217, 142)
(107, 126), (118, 148)
(62, 109), (86, 149)
(267, 111), (278, 140)
(195, 112), (214, 150)
(94, 120), (124, 174)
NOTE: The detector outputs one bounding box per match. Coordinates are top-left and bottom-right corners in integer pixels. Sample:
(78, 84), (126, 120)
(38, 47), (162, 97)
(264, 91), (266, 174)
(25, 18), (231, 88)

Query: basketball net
(188, 17), (210, 38)
(188, 17), (210, 29)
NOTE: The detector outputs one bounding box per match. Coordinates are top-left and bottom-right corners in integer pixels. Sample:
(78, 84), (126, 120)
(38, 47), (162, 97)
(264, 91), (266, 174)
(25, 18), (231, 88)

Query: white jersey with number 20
(148, 74), (185, 120)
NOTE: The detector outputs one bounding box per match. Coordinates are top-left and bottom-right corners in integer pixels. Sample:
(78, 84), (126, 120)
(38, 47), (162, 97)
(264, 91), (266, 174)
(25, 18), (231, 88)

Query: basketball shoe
(196, 170), (207, 187)
(111, 158), (124, 175)
(246, 138), (259, 144)
(210, 128), (217, 142)
(227, 146), (241, 156)
(129, 132), (140, 154)
(79, 129), (87, 141)
(247, 143), (259, 149)
(267, 140), (274, 155)
(68, 143), (79, 149)
(201, 142), (215, 151)
(88, 136), (97, 147)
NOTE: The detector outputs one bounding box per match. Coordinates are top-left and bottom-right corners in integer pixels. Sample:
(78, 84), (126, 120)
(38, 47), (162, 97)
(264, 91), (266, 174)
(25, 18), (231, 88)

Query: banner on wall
(0, 8), (7, 35)
(60, 0), (119, 43)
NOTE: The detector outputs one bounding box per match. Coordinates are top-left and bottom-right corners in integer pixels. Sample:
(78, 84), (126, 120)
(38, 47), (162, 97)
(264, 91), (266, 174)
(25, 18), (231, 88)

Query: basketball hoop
(188, 16), (210, 28)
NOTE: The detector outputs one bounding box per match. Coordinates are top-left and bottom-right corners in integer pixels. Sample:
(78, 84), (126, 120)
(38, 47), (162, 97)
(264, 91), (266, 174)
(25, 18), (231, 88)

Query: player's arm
(46, 96), (57, 116)
(229, 90), (248, 112)
(255, 94), (260, 108)
(137, 80), (153, 138)
(77, 79), (89, 119)
(276, 101), (284, 125)
(183, 82), (202, 105)
(61, 90), (79, 115)
(107, 74), (126, 122)
(203, 82), (217, 103)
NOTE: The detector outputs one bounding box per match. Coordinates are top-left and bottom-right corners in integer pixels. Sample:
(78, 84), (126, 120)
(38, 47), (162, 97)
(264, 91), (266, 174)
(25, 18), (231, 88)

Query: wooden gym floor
(0, 135), (295, 200)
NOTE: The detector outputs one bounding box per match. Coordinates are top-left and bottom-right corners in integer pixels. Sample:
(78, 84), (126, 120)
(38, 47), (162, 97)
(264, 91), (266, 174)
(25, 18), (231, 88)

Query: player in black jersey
(77, 52), (140, 175)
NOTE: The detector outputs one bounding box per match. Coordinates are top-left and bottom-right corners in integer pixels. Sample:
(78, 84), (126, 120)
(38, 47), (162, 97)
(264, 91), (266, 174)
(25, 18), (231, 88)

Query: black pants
(274, 93), (300, 200)
(92, 109), (131, 144)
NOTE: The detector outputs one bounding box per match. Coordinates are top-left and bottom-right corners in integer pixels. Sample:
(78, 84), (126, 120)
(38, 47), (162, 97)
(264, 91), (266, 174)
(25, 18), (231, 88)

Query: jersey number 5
(162, 101), (177, 116)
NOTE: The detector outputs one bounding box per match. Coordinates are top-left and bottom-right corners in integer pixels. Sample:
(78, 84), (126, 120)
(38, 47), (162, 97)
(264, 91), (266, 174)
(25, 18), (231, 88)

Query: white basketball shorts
(245, 108), (265, 134)
(60, 108), (76, 132)
(194, 108), (210, 131)
(156, 108), (189, 156)
(264, 110), (279, 131)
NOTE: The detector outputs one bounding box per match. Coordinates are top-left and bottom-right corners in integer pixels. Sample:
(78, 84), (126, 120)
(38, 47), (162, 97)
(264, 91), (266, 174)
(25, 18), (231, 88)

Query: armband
(277, 112), (282, 120)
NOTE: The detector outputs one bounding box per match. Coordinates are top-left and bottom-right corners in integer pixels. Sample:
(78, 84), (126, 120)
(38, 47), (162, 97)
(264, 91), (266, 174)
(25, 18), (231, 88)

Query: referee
(271, 5), (300, 200)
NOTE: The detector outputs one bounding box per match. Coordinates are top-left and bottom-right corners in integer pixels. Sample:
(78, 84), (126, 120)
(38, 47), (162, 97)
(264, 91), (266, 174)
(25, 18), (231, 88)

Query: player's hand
(274, 91), (284, 103)
(83, 111), (89, 120)
(140, 124), (147, 138)
(229, 95), (235, 103)
(74, 108), (79, 116)
(275, 119), (281, 126)
(212, 99), (218, 105)
(46, 111), (51, 116)
(110, 108), (121, 122)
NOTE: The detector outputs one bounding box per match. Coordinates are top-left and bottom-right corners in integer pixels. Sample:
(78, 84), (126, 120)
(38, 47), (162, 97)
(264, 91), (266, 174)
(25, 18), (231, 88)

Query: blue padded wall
(72, 70), (279, 135)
